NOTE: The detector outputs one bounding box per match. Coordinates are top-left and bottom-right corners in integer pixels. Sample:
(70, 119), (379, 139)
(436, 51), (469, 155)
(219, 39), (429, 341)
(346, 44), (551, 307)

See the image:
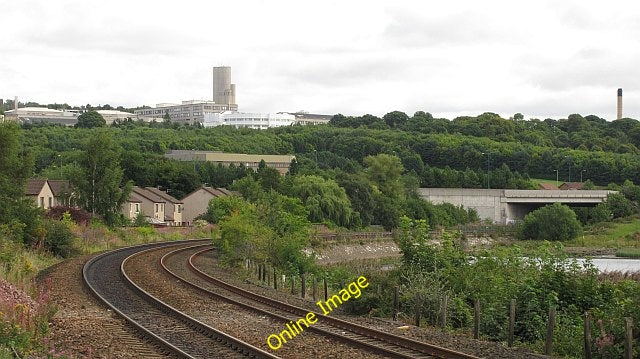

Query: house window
(155, 203), (158, 212)
(48, 197), (52, 208)
(40, 197), (44, 207)
(177, 204), (182, 213)
(135, 203), (140, 212)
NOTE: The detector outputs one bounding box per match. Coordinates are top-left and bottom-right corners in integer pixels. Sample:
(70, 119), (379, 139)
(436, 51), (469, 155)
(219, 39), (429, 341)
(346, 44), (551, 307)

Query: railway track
(161, 244), (480, 359)
(83, 240), (280, 359)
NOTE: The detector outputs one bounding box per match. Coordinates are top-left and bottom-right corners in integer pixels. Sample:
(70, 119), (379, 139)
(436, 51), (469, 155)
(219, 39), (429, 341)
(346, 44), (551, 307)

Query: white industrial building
(134, 99), (238, 124)
(203, 111), (295, 129)
(4, 107), (79, 126)
(96, 110), (136, 124)
(3, 107), (135, 126)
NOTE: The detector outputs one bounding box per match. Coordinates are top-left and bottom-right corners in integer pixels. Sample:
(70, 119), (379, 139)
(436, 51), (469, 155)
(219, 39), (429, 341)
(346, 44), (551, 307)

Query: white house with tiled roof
(25, 179), (74, 209)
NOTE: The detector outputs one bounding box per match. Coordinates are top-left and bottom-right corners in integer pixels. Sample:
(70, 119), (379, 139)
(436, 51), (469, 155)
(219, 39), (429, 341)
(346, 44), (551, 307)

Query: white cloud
(2, 0), (640, 120)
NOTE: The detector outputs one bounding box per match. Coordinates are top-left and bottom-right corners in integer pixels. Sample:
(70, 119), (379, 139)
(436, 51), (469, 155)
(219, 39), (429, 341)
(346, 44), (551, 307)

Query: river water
(583, 258), (640, 273)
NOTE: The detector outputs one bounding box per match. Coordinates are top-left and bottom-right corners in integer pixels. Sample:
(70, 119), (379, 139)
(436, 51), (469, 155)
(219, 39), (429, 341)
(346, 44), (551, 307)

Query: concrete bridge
(417, 188), (616, 224)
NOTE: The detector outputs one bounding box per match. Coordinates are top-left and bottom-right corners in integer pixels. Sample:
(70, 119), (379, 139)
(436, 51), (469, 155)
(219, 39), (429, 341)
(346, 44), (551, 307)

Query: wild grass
(614, 248), (640, 258)
(566, 216), (640, 248)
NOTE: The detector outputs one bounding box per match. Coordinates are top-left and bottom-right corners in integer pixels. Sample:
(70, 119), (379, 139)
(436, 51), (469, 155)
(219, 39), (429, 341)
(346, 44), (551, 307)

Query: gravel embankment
(36, 254), (168, 358)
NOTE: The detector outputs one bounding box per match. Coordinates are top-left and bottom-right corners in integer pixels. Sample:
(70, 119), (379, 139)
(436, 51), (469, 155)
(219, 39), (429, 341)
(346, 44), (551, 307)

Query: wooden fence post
(584, 312), (592, 359)
(624, 317), (633, 359)
(508, 299), (516, 347)
(323, 277), (328, 301)
(473, 299), (480, 339)
(440, 294), (448, 328)
(414, 294), (421, 327)
(312, 276), (318, 301)
(392, 287), (399, 321)
(545, 306), (556, 356)
(301, 273), (306, 298)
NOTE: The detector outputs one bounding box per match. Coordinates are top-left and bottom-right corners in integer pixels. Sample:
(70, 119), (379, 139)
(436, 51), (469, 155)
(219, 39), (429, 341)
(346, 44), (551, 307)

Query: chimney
(14, 96), (18, 111)
(617, 88), (623, 120)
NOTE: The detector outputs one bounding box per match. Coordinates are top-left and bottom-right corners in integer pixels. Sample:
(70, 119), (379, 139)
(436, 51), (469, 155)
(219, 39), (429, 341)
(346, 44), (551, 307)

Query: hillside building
(134, 100), (238, 124)
(164, 150), (295, 174)
(203, 111), (294, 129)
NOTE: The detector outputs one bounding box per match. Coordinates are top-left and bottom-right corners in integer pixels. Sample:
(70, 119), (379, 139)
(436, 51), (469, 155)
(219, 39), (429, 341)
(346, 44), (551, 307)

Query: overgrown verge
(321, 217), (640, 358)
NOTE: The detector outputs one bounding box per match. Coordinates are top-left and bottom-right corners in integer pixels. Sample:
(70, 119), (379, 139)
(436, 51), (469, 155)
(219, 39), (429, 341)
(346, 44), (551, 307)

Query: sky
(2, 0), (640, 120)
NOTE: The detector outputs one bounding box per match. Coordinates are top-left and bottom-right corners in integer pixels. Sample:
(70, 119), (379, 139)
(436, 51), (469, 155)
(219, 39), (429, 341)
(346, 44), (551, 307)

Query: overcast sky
(2, 0), (639, 120)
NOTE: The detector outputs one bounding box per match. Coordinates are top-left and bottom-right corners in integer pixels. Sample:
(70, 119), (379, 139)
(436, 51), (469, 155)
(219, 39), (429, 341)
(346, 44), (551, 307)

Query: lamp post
(581, 169), (586, 183)
(553, 169), (558, 187)
(481, 152), (490, 189)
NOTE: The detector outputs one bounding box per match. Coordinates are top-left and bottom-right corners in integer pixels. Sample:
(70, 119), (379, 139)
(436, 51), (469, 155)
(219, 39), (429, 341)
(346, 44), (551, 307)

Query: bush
(43, 219), (76, 258)
(605, 193), (634, 218)
(519, 203), (582, 241)
(45, 206), (92, 226)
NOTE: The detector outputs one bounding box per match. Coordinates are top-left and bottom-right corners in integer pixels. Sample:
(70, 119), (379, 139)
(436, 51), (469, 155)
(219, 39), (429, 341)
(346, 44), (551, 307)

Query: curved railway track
(83, 240), (280, 359)
(161, 244), (480, 359)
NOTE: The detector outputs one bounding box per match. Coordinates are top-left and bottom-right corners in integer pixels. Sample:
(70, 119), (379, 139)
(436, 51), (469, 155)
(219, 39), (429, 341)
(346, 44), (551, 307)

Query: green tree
(364, 154), (405, 198)
(605, 192), (634, 218)
(256, 159), (281, 191)
(290, 175), (354, 227)
(73, 131), (131, 225)
(519, 203), (582, 241)
(205, 195), (249, 223)
(383, 111), (409, 128)
(75, 110), (106, 128)
(0, 122), (40, 244)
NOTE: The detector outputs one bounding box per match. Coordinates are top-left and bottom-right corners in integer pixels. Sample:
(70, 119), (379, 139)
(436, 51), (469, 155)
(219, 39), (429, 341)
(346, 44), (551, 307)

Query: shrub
(519, 203), (582, 241)
(43, 219), (76, 258)
(45, 206), (92, 226)
(605, 193), (634, 219)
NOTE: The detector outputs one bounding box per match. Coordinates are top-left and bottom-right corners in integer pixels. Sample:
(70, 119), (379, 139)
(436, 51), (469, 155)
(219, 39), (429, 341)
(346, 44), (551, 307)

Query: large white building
(96, 110), (136, 124)
(203, 111), (295, 129)
(4, 107), (79, 125)
(4, 107), (135, 126)
(134, 100), (238, 124)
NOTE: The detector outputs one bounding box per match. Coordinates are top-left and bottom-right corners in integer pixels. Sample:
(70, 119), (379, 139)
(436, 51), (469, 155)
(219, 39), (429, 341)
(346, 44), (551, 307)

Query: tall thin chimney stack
(14, 96), (18, 112)
(617, 88), (623, 120)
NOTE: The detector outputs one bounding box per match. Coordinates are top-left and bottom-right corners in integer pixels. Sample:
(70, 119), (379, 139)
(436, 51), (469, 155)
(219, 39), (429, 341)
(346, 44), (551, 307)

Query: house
(181, 186), (232, 224)
(25, 179), (73, 209)
(538, 183), (559, 190)
(559, 182), (584, 190)
(129, 186), (166, 224)
(48, 180), (74, 206)
(143, 187), (184, 226)
(123, 193), (143, 221)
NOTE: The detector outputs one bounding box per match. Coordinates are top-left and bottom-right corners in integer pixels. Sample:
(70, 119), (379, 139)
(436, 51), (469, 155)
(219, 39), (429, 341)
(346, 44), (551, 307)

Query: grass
(565, 216), (640, 248)
(615, 248), (640, 258)
(529, 177), (561, 188)
(491, 215), (640, 253)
